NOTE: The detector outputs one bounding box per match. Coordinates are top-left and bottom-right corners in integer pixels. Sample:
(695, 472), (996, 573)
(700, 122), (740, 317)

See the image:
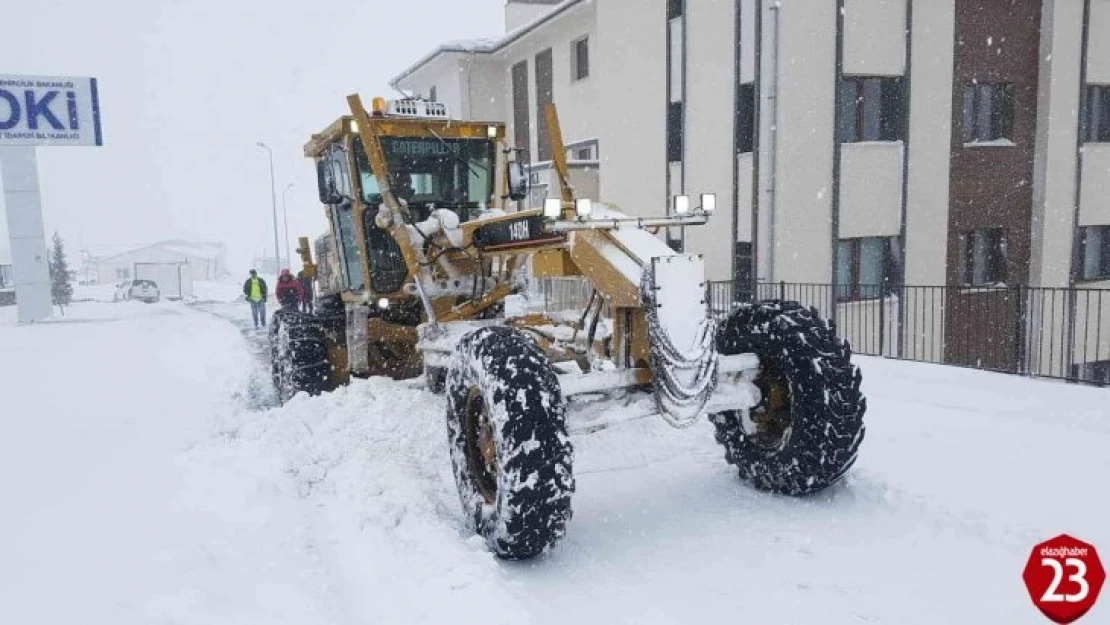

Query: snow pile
(0, 297), (183, 325)
(3, 296), (1110, 624)
(201, 377), (532, 624)
(193, 279), (248, 303)
(73, 282), (120, 302)
(0, 303), (268, 624)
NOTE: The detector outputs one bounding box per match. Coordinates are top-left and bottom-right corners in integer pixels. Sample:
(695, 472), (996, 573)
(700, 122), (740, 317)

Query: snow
(963, 138), (1018, 148)
(193, 278), (251, 303)
(596, 233), (646, 287)
(2, 299), (1110, 624)
(73, 282), (120, 302)
(607, 220), (677, 266)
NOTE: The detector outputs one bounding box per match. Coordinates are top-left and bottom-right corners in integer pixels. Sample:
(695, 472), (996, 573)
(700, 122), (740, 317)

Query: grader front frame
(275, 94), (867, 560)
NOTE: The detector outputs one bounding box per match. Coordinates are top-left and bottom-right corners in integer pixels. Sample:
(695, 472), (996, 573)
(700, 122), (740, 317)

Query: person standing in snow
(275, 268), (304, 311)
(298, 270), (314, 314)
(243, 269), (268, 329)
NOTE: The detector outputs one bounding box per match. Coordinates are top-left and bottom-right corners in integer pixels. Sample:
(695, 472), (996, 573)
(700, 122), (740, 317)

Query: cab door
(316, 141), (365, 293)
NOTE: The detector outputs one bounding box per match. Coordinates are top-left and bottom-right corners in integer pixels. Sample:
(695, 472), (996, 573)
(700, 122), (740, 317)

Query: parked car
(128, 279), (160, 303)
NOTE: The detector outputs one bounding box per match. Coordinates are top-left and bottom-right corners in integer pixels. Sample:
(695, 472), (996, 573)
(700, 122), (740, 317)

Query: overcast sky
(0, 0), (504, 272)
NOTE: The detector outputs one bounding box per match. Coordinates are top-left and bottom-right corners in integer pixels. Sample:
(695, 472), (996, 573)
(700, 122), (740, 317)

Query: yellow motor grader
(274, 94), (866, 559)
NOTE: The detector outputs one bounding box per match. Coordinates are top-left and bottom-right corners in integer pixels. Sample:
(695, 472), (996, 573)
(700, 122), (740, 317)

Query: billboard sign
(0, 74), (103, 147)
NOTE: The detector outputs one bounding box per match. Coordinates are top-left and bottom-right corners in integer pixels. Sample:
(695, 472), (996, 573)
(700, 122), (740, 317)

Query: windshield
(354, 135), (494, 217)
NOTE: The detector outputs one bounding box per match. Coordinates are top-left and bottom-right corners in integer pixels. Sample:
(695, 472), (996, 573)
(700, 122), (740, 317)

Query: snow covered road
(1, 295), (1107, 624)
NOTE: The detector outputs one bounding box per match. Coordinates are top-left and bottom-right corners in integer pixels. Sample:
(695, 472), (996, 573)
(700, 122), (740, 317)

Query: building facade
(394, 0), (1110, 380)
(0, 256), (12, 306)
(90, 240), (228, 285)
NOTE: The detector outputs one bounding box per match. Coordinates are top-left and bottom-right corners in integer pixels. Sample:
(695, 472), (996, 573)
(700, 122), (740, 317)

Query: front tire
(446, 327), (574, 559)
(270, 310), (334, 404)
(710, 300), (866, 495)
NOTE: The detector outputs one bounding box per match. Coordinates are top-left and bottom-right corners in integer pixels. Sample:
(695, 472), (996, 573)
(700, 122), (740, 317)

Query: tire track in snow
(189, 301), (279, 411)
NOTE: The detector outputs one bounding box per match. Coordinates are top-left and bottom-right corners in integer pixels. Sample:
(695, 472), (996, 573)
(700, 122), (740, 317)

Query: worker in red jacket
(275, 268), (305, 311)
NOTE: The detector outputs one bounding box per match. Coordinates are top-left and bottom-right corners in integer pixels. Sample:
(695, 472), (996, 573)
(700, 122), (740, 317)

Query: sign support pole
(0, 145), (53, 322)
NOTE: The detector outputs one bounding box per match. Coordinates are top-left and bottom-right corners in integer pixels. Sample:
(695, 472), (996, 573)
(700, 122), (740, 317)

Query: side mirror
(506, 158), (529, 202)
(316, 160), (344, 205)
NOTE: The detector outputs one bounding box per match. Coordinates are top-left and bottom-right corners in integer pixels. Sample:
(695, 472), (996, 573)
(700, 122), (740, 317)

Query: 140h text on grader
(269, 94), (867, 559)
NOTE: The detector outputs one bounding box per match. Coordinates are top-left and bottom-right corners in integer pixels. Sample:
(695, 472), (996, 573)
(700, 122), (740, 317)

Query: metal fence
(708, 281), (1110, 387)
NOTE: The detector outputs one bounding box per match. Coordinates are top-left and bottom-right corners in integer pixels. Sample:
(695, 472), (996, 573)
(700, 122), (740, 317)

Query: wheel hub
(464, 387), (499, 503)
(749, 367), (793, 450)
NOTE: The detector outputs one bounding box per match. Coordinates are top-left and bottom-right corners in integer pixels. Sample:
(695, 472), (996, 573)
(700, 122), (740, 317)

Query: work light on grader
(273, 93), (867, 560)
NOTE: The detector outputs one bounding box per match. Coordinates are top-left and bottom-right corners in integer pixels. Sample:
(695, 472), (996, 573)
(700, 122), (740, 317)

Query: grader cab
(273, 94), (867, 560)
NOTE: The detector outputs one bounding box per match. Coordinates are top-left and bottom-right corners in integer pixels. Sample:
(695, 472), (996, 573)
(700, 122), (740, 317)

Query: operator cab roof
(304, 97), (506, 158)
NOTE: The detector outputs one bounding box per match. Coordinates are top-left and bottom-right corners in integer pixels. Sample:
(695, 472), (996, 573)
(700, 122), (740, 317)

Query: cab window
(332, 205), (364, 291)
(362, 210), (408, 294)
(354, 136), (494, 222)
(319, 141), (354, 201)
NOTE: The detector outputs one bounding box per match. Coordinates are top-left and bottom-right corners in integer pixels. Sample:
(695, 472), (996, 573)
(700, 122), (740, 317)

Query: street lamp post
(282, 183), (294, 270)
(256, 142), (281, 274)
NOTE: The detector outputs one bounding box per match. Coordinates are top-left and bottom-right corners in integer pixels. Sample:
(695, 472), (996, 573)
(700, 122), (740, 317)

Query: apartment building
(393, 0), (1110, 380)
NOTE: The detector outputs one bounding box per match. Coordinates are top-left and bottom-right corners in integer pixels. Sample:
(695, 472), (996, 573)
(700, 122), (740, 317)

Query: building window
(568, 141), (597, 161)
(1085, 85), (1110, 143)
(837, 77), (905, 143)
(667, 3), (684, 164)
(1071, 360), (1110, 385)
(836, 237), (902, 301)
(528, 185), (549, 209)
(572, 36), (589, 81)
(737, 82), (755, 153)
(734, 242), (754, 302)
(668, 17), (684, 104)
(667, 101), (684, 163)
(535, 49), (554, 162)
(511, 61), (530, 157)
(957, 228), (1008, 286)
(116, 267), (131, 280)
(962, 82), (1014, 144)
(428, 86), (437, 102)
(1079, 225), (1110, 281)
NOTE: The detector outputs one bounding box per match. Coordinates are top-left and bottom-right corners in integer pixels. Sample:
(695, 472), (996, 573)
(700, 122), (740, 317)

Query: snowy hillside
(1, 296), (1107, 624)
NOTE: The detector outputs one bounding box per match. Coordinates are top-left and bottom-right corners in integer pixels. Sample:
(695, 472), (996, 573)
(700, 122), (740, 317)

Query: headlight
(543, 198), (562, 219)
(575, 198), (592, 218)
(377, 297), (390, 310)
(700, 193), (716, 213)
(672, 195), (690, 215)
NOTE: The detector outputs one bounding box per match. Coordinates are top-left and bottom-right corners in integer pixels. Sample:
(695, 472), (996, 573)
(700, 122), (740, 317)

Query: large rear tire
(445, 326), (574, 559)
(710, 300), (866, 495)
(270, 310), (334, 404)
